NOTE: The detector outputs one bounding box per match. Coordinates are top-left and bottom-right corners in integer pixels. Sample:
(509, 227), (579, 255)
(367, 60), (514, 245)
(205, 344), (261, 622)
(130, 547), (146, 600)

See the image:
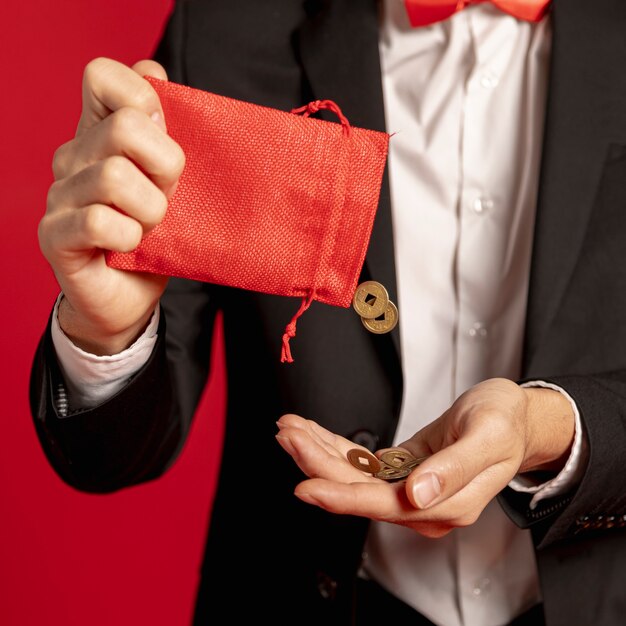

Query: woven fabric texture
(106, 77), (389, 309)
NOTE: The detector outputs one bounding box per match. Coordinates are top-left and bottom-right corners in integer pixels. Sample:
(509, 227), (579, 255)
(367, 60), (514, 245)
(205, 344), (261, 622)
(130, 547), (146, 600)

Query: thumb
(78, 58), (169, 136)
(401, 428), (508, 510)
(131, 60), (168, 133)
(131, 59), (168, 81)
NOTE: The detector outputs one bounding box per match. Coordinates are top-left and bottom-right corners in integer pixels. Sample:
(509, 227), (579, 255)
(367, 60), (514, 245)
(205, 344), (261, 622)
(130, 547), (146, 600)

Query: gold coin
(374, 449), (428, 481)
(347, 447), (429, 482)
(375, 466), (413, 481)
(361, 301), (398, 334)
(347, 448), (382, 475)
(352, 281), (389, 320)
(379, 449), (415, 468)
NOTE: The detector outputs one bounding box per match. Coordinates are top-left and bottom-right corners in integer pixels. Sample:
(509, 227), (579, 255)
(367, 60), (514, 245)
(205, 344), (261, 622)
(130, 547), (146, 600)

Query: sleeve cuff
(508, 380), (589, 510)
(50, 293), (160, 415)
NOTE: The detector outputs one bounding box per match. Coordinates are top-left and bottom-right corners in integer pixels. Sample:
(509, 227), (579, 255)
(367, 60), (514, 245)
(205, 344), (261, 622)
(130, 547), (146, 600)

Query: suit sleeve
(500, 371), (626, 548)
(29, 3), (217, 493)
(30, 277), (217, 493)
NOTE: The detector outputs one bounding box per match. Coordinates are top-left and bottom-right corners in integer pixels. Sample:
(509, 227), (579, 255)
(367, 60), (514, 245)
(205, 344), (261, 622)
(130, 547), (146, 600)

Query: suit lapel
(524, 0), (626, 372)
(297, 0), (401, 358)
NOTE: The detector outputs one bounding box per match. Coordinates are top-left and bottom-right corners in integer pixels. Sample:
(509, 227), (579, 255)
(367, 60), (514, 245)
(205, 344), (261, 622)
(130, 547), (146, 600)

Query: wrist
(58, 296), (154, 356)
(520, 387), (576, 474)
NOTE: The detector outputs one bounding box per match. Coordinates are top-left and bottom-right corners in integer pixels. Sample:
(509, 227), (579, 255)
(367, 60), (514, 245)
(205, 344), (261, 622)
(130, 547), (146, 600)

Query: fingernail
(150, 111), (166, 132)
(412, 472), (441, 509)
(275, 434), (297, 457)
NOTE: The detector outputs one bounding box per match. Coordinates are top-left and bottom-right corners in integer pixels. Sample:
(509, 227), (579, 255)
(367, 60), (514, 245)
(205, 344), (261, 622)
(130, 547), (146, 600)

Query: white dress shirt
(51, 3), (586, 625)
(363, 3), (574, 626)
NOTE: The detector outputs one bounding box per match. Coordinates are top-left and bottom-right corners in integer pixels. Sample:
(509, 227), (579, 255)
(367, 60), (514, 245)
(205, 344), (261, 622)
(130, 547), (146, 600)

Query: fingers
(296, 477), (469, 538)
(40, 58), (182, 296)
(277, 415), (516, 538)
(277, 414), (360, 458)
(77, 57), (168, 136)
(295, 479), (411, 521)
(53, 106), (185, 193)
(402, 415), (523, 510)
(40, 203), (143, 261)
(42, 154), (171, 268)
(52, 58), (185, 212)
(48, 156), (168, 230)
(131, 59), (168, 82)
(276, 427), (373, 484)
(294, 469), (508, 536)
(279, 381), (533, 538)
(47, 59), (185, 267)
(276, 415), (377, 484)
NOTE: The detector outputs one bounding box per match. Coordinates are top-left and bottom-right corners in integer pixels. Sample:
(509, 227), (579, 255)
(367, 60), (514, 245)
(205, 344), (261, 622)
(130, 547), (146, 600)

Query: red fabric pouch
(106, 77), (389, 361)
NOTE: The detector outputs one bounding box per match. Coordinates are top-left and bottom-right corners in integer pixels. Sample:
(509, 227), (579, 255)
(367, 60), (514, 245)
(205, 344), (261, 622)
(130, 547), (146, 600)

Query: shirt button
(472, 196), (494, 215)
(350, 429), (379, 452)
(472, 577), (491, 597)
(480, 71), (499, 89)
(469, 322), (488, 339)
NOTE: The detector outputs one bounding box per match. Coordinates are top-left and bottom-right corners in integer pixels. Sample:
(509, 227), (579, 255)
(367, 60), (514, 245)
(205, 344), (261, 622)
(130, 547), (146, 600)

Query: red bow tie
(404, 0), (550, 28)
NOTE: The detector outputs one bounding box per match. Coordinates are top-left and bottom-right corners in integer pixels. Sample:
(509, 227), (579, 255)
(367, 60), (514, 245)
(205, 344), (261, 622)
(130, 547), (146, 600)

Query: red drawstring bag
(106, 77), (389, 361)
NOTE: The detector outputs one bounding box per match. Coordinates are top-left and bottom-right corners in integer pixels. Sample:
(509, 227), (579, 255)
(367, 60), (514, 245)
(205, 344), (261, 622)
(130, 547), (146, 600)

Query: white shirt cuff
(50, 293), (159, 415)
(508, 380), (589, 510)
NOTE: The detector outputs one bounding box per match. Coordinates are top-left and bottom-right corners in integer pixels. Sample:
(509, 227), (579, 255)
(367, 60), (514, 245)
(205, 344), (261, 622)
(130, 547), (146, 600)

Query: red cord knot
(306, 100), (322, 114)
(291, 99), (351, 137)
(280, 290), (316, 363)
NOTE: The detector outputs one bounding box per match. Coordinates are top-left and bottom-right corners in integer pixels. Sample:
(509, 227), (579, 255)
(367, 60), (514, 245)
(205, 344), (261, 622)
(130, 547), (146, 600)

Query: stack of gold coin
(352, 281), (398, 334)
(347, 448), (427, 481)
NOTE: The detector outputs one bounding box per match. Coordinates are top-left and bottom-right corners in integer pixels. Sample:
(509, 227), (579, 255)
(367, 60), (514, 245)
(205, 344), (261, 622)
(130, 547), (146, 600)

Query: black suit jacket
(30, 1), (626, 624)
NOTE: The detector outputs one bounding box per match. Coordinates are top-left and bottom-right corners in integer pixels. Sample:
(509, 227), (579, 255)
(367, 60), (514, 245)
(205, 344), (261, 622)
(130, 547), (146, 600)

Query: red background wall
(0, 2), (225, 624)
